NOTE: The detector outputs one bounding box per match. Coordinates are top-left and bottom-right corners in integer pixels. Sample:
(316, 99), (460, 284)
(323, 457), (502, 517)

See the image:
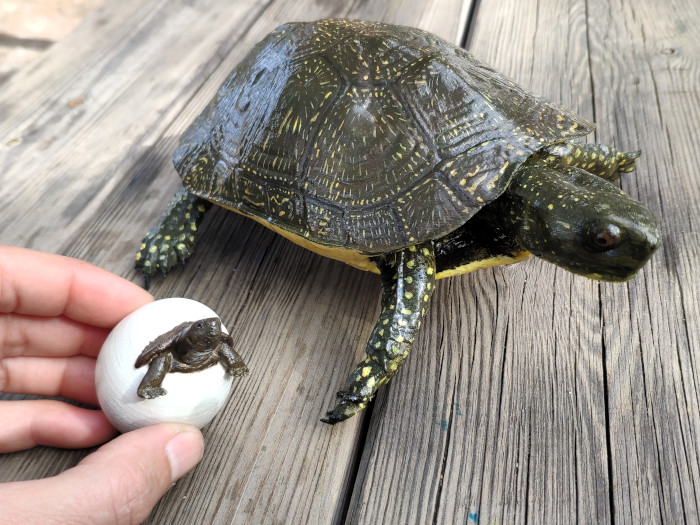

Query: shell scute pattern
(176, 19), (594, 254)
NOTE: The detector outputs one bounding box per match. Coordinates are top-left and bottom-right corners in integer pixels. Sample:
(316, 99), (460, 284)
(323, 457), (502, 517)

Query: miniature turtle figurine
(135, 19), (660, 423)
(135, 317), (248, 399)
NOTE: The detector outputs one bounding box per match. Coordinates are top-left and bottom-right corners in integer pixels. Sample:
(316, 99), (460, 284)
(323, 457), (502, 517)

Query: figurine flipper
(137, 353), (173, 399)
(219, 336), (249, 377)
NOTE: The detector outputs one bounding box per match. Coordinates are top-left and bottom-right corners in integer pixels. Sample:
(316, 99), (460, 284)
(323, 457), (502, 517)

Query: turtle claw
(618, 150), (641, 173)
(137, 386), (168, 399)
(320, 412), (348, 425)
(321, 391), (367, 424)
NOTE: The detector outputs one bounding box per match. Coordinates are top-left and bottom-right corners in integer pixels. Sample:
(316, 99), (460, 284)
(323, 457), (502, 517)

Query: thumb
(1, 423), (204, 524)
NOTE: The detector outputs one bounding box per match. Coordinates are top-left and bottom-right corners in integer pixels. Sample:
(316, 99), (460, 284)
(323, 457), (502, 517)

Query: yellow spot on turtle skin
(144, 260), (152, 267)
(427, 267), (434, 275)
(140, 243), (146, 250)
(149, 245), (158, 253)
(396, 335), (405, 343)
(401, 308), (412, 315)
(383, 319), (389, 325)
(135, 252), (142, 261)
(424, 294), (430, 302)
(176, 243), (186, 250)
(548, 204), (554, 210)
(406, 276), (413, 284)
(407, 260), (415, 269)
(362, 366), (371, 377)
(405, 291), (414, 299)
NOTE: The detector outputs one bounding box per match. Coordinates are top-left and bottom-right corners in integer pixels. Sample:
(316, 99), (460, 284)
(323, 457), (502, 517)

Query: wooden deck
(1, 0), (698, 522)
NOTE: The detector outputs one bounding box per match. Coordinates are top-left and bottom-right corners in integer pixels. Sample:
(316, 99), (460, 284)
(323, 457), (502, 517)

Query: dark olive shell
(174, 19), (593, 253)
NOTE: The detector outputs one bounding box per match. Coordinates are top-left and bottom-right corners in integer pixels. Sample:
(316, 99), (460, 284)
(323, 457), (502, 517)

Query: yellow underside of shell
(221, 204), (532, 279)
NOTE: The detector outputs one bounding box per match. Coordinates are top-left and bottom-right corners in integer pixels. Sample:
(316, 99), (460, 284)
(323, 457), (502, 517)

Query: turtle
(135, 19), (660, 423)
(134, 317), (248, 399)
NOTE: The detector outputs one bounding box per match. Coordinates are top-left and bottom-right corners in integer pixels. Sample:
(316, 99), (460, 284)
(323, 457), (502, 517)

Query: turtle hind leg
(541, 142), (640, 181)
(135, 187), (211, 287)
(321, 242), (436, 425)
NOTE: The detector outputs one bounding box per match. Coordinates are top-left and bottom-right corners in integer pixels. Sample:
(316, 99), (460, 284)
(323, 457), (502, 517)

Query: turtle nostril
(647, 229), (661, 252)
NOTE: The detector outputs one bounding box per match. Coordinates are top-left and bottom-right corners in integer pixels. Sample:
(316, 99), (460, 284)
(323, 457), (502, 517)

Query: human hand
(0, 245), (205, 523)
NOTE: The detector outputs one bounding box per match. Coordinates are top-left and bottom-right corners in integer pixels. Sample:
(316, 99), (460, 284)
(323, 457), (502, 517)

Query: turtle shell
(174, 19), (593, 254)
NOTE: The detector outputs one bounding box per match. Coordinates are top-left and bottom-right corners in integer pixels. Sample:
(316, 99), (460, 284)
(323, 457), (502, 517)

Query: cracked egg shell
(96, 298), (234, 433)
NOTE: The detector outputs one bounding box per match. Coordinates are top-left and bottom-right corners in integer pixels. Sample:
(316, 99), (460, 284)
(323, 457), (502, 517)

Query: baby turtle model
(135, 19), (660, 423)
(135, 317), (248, 399)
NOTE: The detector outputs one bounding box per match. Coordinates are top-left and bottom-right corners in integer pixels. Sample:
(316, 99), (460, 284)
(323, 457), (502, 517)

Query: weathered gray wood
(588, 0), (700, 522)
(346, 0), (700, 524)
(348, 3), (609, 522)
(1, 0), (698, 523)
(0, 0), (468, 523)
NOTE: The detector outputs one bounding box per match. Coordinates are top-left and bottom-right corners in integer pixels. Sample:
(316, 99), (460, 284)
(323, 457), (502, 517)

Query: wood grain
(347, 0), (699, 523)
(0, 0), (697, 523)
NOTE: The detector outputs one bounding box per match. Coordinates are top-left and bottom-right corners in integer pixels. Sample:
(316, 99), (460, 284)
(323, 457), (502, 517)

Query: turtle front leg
(321, 242), (436, 424)
(218, 335), (249, 377)
(135, 187), (211, 287)
(137, 354), (173, 399)
(541, 142), (640, 181)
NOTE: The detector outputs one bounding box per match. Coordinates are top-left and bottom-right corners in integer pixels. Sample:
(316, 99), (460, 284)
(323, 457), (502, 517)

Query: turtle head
(504, 163), (660, 282)
(189, 317), (223, 345)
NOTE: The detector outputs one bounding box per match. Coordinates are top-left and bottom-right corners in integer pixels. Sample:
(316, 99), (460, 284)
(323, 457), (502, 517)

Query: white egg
(96, 298), (237, 433)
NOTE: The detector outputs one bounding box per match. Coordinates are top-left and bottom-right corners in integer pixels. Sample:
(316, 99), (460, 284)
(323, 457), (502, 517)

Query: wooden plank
(587, 0), (700, 522)
(0, 1), (470, 524)
(2, 0), (698, 523)
(346, 0), (699, 524)
(349, 0), (609, 522)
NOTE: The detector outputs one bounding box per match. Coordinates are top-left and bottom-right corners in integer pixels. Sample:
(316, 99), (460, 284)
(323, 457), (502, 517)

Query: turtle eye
(587, 223), (622, 251)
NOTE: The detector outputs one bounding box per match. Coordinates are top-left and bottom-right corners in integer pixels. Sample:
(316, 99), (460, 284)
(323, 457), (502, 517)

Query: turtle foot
(137, 386), (168, 399)
(225, 361), (250, 377)
(135, 188), (210, 285)
(617, 150), (641, 173)
(320, 391), (367, 425)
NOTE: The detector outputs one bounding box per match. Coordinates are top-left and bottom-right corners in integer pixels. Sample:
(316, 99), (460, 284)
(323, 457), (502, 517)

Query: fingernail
(165, 428), (204, 482)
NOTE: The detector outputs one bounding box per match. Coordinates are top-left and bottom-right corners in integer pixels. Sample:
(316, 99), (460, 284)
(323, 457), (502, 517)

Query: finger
(0, 245), (153, 327)
(0, 355), (99, 405)
(0, 313), (109, 359)
(0, 400), (117, 453)
(0, 424), (204, 524)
